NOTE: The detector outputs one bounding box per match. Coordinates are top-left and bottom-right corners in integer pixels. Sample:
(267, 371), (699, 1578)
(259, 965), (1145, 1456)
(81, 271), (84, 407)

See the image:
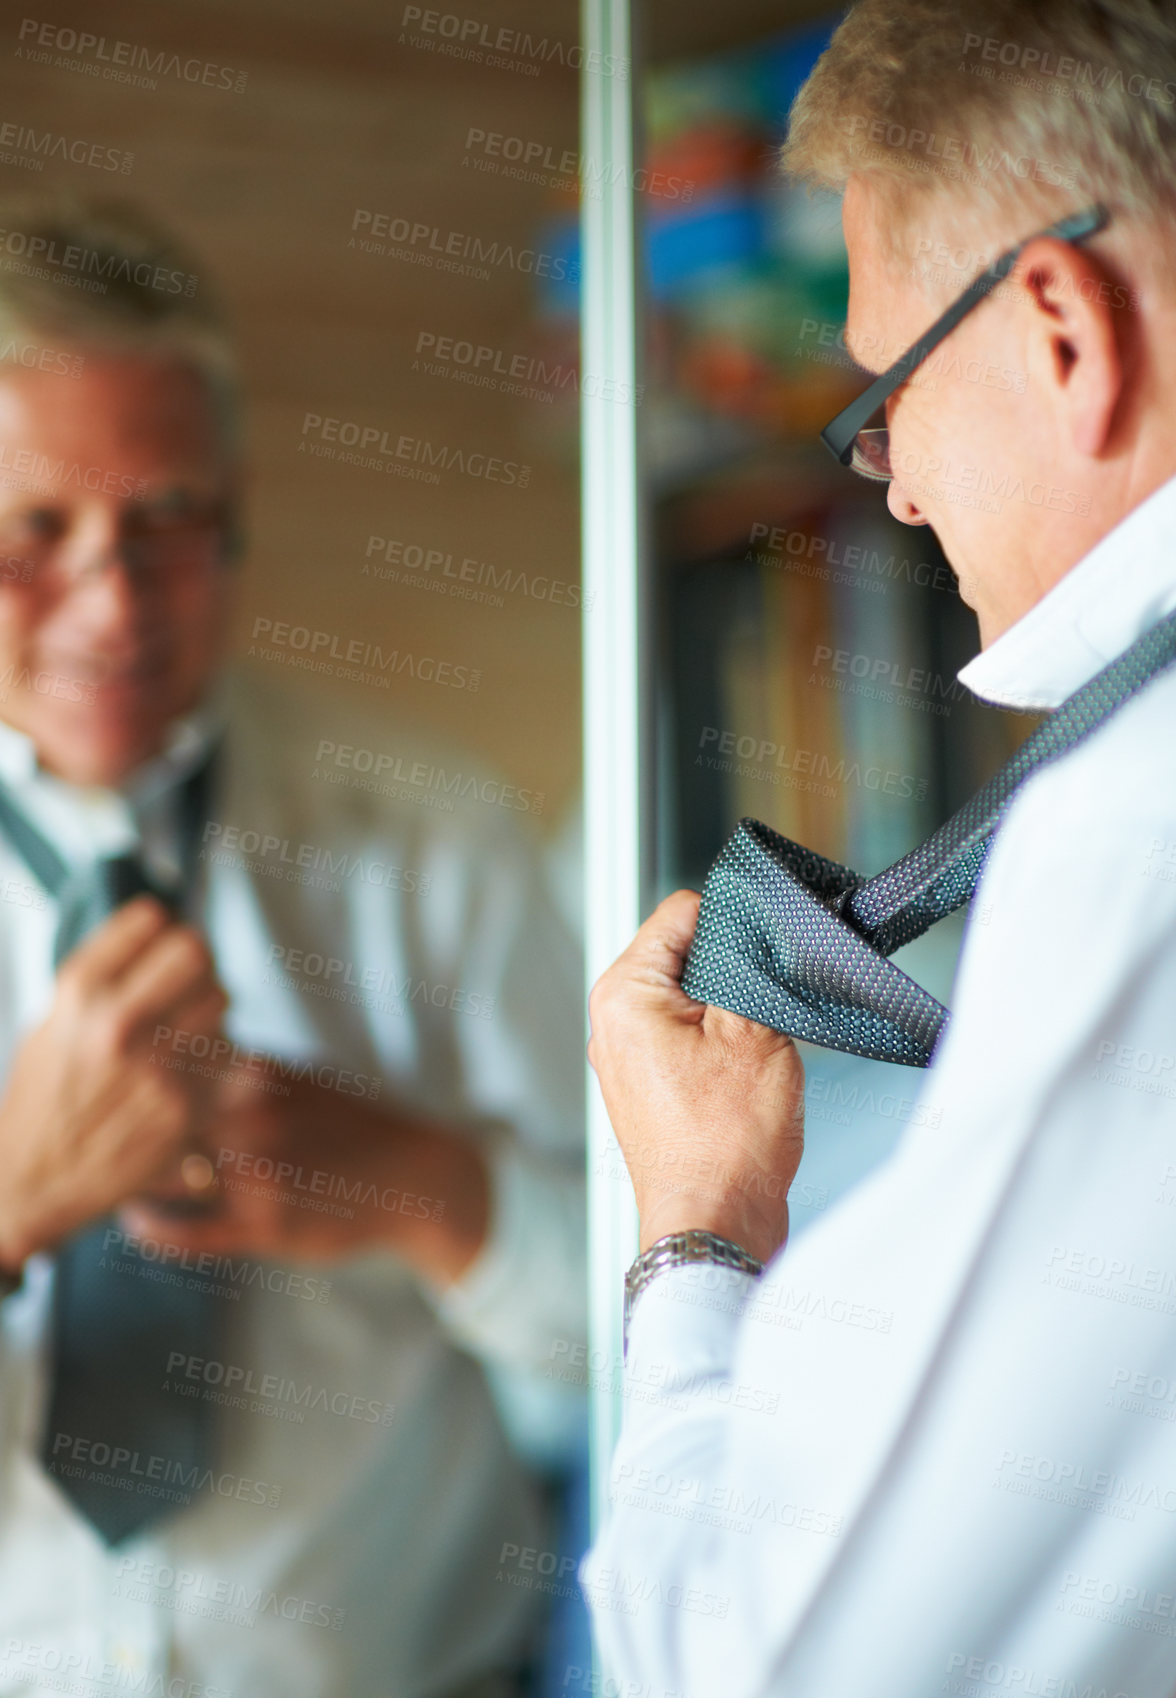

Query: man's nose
(59, 511), (155, 620)
(887, 480), (930, 527)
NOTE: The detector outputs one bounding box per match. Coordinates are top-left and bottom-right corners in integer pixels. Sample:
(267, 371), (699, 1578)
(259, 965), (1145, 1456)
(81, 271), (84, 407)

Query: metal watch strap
(623, 1230), (764, 1356)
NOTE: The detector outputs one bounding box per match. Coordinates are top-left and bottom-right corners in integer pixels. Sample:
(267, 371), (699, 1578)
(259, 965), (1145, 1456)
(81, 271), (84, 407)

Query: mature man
(585, 2), (1176, 1694)
(0, 197), (585, 1698)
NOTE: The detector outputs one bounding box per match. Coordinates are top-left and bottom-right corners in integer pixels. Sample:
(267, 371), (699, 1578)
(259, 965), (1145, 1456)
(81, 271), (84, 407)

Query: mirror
(0, 8), (589, 1697)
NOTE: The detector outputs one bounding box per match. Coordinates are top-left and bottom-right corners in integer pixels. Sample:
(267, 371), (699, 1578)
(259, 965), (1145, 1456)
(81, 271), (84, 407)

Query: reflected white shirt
(0, 669), (586, 1698)
(584, 472), (1176, 1698)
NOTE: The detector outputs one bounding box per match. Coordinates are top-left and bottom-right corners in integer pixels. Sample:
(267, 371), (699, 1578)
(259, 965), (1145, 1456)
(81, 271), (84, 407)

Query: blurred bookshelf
(637, 15), (1034, 901)
(538, 10), (1028, 896)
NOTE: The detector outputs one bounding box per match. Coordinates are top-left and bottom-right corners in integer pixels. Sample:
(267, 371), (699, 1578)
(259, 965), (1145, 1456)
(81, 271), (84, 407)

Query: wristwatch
(623, 1229), (764, 1356)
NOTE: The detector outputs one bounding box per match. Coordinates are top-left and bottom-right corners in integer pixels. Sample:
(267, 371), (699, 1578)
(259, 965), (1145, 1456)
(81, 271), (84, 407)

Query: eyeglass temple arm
(820, 203), (1110, 465)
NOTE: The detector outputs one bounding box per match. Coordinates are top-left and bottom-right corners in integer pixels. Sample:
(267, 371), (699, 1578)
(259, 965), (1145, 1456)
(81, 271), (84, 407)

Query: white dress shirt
(0, 669), (586, 1698)
(584, 471), (1176, 1698)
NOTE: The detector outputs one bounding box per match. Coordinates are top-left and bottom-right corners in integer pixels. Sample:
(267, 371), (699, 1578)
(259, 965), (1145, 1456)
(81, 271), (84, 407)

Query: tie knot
(96, 852), (175, 911)
(53, 852), (179, 968)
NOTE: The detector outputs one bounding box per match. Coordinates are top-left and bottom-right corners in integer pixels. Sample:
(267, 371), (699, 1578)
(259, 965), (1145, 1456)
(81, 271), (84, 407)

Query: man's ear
(1010, 235), (1124, 458)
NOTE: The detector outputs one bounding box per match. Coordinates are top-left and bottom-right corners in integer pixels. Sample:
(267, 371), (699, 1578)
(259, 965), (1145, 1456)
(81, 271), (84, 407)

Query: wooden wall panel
(0, 0), (584, 822)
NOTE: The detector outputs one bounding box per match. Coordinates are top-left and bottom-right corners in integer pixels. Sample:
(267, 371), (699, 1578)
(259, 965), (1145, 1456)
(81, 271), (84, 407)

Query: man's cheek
(0, 609), (43, 714)
(164, 578), (236, 695)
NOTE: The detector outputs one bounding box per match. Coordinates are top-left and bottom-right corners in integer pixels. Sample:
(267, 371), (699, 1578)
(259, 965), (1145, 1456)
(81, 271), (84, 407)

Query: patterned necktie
(0, 752), (220, 1544)
(681, 608), (1176, 1068)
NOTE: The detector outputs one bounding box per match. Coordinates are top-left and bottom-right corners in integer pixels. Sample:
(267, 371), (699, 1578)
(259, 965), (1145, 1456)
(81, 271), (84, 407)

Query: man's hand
(121, 1068), (491, 1287)
(588, 889), (806, 1264)
(0, 897), (228, 1269)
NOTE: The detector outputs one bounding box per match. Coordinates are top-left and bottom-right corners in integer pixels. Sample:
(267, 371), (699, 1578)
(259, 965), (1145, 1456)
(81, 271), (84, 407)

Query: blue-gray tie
(0, 757), (220, 1544)
(682, 608), (1176, 1067)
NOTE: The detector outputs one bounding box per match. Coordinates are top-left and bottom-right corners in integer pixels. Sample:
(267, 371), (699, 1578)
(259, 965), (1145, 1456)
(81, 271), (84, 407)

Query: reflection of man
(0, 198), (585, 1698)
(585, 4), (1176, 1695)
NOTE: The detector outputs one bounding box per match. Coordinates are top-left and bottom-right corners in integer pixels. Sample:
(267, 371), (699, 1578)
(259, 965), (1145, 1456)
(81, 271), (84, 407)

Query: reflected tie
(682, 608), (1176, 1068)
(0, 760), (220, 1544)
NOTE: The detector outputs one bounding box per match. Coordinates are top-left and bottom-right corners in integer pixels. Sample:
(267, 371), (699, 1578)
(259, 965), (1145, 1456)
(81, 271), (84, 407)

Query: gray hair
(0, 192), (242, 459)
(782, 0), (1176, 245)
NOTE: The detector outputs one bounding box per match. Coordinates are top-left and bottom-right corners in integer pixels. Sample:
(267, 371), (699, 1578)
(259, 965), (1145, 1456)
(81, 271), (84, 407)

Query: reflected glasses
(0, 495), (235, 593)
(819, 203), (1111, 482)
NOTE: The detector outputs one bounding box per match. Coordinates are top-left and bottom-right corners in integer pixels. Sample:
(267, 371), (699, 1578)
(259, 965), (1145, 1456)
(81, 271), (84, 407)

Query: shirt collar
(958, 472), (1176, 711)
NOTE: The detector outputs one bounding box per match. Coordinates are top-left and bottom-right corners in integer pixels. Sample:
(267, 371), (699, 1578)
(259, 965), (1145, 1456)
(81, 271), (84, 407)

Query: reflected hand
(121, 1066), (490, 1283)
(0, 897), (227, 1270)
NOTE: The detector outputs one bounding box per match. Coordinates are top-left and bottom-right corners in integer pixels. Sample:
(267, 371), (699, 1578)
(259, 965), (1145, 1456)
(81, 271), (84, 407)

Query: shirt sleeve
(409, 814), (588, 1378)
(582, 724), (1176, 1698)
(428, 1125), (586, 1374)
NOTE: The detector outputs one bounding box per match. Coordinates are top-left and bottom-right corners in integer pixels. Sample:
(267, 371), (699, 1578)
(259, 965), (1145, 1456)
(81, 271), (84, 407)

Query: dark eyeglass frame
(819, 203), (1111, 480)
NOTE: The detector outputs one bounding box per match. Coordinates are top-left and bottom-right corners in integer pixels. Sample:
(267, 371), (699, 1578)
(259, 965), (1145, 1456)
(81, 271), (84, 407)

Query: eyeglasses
(0, 495), (235, 593)
(819, 203), (1111, 482)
